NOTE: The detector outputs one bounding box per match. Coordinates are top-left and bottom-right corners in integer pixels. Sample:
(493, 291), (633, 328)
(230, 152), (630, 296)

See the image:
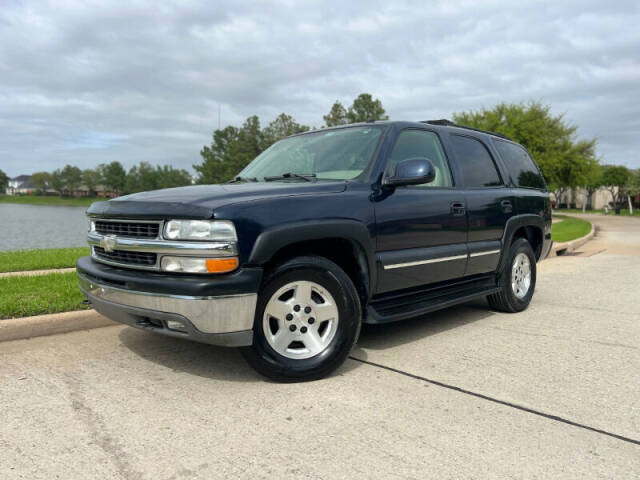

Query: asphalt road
(1, 214), (639, 479)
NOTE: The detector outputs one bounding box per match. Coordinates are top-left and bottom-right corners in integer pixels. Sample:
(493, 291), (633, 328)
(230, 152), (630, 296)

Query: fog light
(160, 256), (238, 274)
(166, 320), (187, 332)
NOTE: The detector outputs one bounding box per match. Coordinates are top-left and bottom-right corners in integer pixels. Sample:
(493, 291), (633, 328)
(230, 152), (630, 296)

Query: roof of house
(10, 175), (36, 189)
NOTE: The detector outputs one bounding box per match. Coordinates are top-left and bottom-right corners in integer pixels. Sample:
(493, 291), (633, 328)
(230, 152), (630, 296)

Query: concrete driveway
(1, 214), (639, 479)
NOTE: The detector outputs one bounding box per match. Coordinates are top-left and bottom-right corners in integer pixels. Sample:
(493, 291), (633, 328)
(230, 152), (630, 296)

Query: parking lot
(1, 214), (639, 479)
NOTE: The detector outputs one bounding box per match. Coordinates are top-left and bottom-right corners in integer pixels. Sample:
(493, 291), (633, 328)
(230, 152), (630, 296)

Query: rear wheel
(241, 256), (361, 382)
(487, 238), (536, 313)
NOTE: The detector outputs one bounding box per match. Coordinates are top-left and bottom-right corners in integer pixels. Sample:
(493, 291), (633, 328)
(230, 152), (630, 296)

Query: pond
(0, 204), (89, 251)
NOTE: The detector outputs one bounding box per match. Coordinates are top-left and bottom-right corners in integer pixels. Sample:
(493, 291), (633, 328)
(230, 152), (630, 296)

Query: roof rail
(421, 119), (512, 140)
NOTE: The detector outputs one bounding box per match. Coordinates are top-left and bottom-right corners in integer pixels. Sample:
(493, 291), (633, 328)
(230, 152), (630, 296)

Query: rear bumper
(541, 233), (553, 261)
(77, 257), (261, 347)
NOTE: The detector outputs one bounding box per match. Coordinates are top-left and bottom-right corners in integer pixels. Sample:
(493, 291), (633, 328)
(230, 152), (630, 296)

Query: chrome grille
(94, 220), (160, 238)
(93, 247), (157, 266)
(88, 217), (237, 271)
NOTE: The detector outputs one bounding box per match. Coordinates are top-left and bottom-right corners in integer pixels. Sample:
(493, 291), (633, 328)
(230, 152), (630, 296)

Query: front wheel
(241, 256), (361, 382)
(487, 238), (537, 313)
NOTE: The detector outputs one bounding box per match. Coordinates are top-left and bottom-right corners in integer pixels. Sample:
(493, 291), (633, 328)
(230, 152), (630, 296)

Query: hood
(87, 181), (347, 219)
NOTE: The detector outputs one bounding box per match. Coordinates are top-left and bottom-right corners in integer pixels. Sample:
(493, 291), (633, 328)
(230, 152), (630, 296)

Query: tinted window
(450, 135), (502, 188)
(388, 130), (453, 187)
(494, 140), (546, 189)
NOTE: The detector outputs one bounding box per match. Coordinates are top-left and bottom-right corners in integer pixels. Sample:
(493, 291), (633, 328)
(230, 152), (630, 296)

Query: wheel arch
(248, 220), (376, 305)
(499, 215), (545, 271)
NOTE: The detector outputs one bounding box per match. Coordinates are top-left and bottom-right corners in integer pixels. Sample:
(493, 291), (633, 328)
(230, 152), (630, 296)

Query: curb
(0, 267), (76, 278)
(0, 310), (116, 343)
(550, 223), (596, 256)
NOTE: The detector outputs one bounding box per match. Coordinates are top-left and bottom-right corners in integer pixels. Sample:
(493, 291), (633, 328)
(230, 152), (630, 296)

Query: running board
(366, 276), (500, 324)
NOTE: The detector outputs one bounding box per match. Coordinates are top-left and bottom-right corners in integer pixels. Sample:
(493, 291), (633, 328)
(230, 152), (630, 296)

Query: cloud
(0, 0), (639, 176)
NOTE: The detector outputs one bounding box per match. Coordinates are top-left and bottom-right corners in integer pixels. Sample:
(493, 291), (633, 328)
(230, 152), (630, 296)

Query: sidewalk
(0, 267), (76, 278)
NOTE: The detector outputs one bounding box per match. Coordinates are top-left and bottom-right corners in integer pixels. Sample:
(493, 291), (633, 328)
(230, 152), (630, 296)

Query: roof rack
(421, 119), (512, 140)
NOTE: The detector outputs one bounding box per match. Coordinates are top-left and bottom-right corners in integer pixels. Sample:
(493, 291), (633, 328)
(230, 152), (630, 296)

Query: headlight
(164, 220), (237, 242)
(160, 256), (239, 274)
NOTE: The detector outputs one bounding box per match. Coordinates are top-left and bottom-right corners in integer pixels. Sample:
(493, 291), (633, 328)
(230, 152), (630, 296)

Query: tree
(154, 165), (192, 190)
(622, 169), (640, 215)
(49, 169), (64, 194)
(600, 165), (630, 213)
(125, 162), (192, 193)
(125, 162), (157, 193)
(453, 101), (598, 196)
(583, 163), (604, 210)
(82, 169), (101, 195)
(98, 161), (126, 195)
(195, 116), (265, 184)
(60, 164), (82, 194)
(347, 93), (388, 123)
(262, 113), (309, 148)
(0, 169), (8, 194)
(30, 171), (52, 193)
(550, 139), (598, 205)
(195, 126), (241, 184)
(323, 101), (348, 127)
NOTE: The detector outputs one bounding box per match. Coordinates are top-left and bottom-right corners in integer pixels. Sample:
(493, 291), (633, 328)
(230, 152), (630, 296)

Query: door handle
(501, 200), (513, 213)
(451, 202), (466, 216)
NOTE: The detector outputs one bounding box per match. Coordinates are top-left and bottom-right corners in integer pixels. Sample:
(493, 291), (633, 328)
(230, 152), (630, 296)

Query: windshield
(237, 126), (384, 181)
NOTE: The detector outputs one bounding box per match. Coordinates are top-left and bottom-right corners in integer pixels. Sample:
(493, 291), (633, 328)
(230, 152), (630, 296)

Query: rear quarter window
(493, 140), (546, 190)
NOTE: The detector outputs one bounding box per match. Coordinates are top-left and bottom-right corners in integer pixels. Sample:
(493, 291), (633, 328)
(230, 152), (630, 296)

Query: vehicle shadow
(118, 327), (364, 382)
(118, 328), (263, 382)
(118, 298), (494, 381)
(356, 298), (495, 351)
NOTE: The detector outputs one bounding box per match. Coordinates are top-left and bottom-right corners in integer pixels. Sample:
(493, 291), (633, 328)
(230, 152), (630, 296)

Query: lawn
(555, 208), (640, 217)
(0, 272), (89, 319)
(0, 247), (89, 273)
(551, 215), (592, 243)
(0, 194), (100, 207)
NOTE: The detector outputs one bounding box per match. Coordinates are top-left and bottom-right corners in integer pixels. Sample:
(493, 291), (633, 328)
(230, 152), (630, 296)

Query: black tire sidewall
(242, 257), (360, 381)
(503, 238), (537, 311)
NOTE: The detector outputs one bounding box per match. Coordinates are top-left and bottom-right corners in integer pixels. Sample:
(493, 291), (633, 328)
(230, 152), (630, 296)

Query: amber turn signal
(205, 257), (239, 273)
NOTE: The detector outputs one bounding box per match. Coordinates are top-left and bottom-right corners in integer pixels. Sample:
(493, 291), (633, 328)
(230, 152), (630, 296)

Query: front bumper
(77, 257), (261, 347)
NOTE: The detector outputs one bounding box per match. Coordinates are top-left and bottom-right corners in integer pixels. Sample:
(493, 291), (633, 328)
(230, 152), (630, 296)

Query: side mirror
(383, 158), (436, 189)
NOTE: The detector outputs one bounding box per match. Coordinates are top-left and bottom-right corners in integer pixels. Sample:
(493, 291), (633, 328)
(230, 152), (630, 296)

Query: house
(6, 175), (36, 195)
(555, 186), (627, 210)
(95, 185), (118, 198)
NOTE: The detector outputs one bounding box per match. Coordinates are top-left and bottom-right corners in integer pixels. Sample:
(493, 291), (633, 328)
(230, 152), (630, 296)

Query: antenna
(218, 104), (221, 130)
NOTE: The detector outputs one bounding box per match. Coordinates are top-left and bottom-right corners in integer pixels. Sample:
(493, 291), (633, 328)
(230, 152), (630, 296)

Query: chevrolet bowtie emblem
(100, 235), (118, 253)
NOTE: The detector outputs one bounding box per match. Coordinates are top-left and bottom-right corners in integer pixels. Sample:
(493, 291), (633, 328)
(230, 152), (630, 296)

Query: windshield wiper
(263, 172), (317, 182)
(228, 176), (258, 183)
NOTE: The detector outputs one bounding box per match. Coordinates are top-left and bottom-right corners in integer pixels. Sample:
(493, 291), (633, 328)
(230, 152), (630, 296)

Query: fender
(248, 219), (377, 296)
(497, 214), (545, 272)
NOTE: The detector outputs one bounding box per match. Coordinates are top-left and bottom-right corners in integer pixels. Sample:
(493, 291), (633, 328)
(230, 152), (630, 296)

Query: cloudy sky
(1, 0), (639, 177)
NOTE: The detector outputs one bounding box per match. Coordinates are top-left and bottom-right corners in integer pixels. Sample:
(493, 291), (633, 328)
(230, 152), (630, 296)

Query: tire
(487, 238), (537, 313)
(241, 256), (361, 382)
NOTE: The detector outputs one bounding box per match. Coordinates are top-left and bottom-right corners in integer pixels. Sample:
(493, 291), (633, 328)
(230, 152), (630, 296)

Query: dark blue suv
(78, 120), (552, 381)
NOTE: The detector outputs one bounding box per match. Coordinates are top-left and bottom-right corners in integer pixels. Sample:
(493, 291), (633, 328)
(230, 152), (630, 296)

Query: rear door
(374, 128), (467, 294)
(446, 134), (514, 276)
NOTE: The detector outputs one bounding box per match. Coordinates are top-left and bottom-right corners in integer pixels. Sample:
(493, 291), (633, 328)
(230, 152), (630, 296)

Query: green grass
(0, 194), (99, 207)
(555, 208), (640, 217)
(0, 272), (89, 319)
(0, 247), (90, 273)
(551, 216), (592, 243)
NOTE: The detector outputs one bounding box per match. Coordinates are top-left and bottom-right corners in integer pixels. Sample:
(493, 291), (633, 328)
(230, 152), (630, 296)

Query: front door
(374, 128), (467, 294)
